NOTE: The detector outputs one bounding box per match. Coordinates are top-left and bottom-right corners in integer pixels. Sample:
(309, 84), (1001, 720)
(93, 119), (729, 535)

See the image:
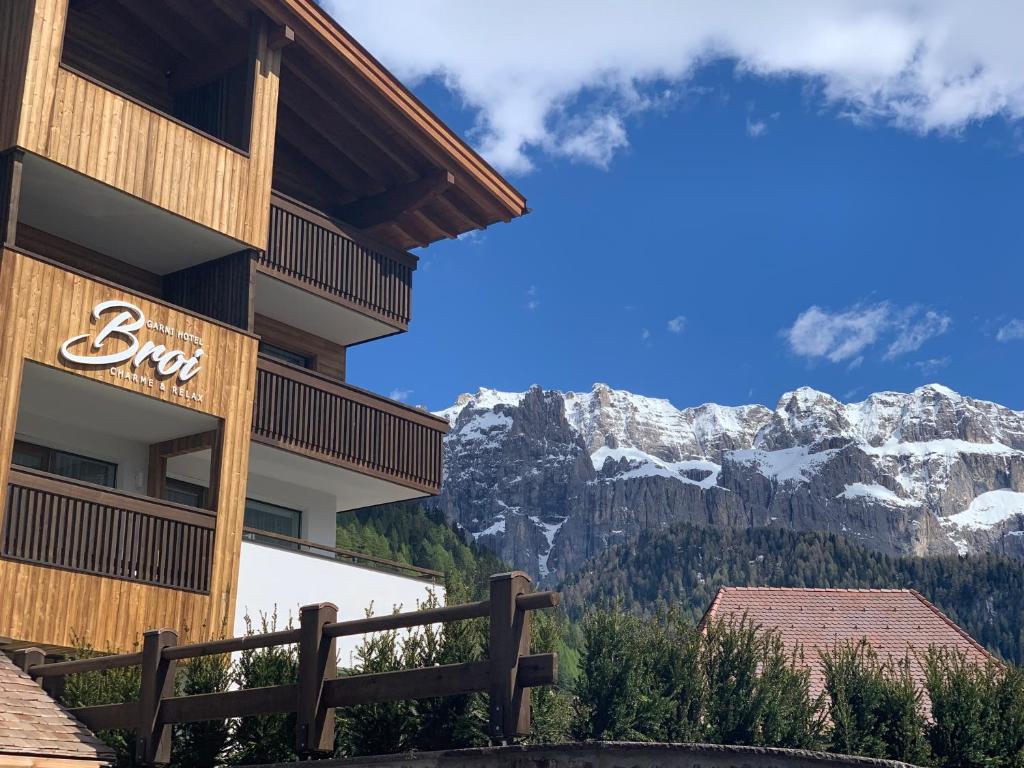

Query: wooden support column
(0, 150), (23, 246)
(296, 602), (338, 757)
(147, 429), (221, 506)
(135, 628), (178, 767)
(488, 571), (532, 742)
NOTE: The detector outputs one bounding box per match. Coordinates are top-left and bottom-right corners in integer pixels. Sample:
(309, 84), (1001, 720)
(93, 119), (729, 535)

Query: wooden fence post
(11, 647), (45, 676)
(296, 602), (338, 757)
(135, 628), (177, 767)
(10, 647), (65, 699)
(488, 571), (532, 742)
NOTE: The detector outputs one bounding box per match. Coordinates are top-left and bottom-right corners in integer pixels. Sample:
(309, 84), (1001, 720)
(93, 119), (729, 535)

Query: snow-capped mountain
(433, 383), (1024, 583)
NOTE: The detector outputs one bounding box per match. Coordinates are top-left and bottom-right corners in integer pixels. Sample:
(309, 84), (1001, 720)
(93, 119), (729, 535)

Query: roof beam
(276, 108), (378, 194)
(282, 58), (420, 181)
(250, 0), (526, 221)
(269, 24), (295, 50)
(338, 170), (454, 230)
(407, 209), (457, 242)
(279, 74), (405, 186)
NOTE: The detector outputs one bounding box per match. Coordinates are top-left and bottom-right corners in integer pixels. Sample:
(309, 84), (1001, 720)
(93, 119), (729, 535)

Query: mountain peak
(433, 380), (1024, 583)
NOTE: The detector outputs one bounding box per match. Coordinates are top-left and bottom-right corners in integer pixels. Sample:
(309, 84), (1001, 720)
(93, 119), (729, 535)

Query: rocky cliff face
(433, 384), (1024, 583)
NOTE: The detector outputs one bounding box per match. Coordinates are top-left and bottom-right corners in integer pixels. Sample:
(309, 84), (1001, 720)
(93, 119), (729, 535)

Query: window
(244, 499), (302, 549)
(12, 440), (117, 488)
(164, 478), (208, 509)
(259, 341), (313, 369)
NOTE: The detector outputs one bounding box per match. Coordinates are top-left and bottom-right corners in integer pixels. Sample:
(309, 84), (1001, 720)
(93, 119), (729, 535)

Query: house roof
(251, 0), (529, 249)
(703, 587), (994, 699)
(0, 652), (113, 763)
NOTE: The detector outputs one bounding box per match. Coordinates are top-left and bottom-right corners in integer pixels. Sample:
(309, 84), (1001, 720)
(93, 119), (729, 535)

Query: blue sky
(334, 4), (1024, 412)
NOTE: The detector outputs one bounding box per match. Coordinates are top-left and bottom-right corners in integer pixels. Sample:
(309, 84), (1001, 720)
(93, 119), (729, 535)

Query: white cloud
(913, 356), (952, 376)
(641, 328), (651, 341)
(551, 114), (629, 168)
(746, 117), (768, 137)
(786, 303), (890, 363)
(327, 1), (1024, 173)
(526, 285), (539, 311)
(389, 388), (413, 402)
(667, 315), (687, 333)
(884, 309), (952, 359)
(785, 302), (950, 364)
(997, 318), (1024, 341)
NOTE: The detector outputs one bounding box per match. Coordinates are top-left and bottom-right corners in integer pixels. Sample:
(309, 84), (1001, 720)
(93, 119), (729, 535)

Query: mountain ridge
(431, 382), (1024, 583)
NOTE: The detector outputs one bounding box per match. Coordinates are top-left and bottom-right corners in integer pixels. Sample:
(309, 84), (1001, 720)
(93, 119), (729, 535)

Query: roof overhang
(251, 0), (528, 248)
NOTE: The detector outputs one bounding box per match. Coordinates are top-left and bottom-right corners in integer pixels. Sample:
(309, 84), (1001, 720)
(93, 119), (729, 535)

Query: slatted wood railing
(251, 356), (448, 494)
(14, 573), (557, 765)
(262, 193), (416, 330)
(1, 467), (215, 593)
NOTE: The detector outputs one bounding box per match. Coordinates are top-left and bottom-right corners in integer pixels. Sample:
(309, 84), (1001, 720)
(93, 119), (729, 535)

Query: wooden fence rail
(13, 572), (557, 766)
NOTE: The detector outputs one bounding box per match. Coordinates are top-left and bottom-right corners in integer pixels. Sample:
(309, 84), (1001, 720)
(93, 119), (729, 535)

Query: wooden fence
(13, 572), (557, 766)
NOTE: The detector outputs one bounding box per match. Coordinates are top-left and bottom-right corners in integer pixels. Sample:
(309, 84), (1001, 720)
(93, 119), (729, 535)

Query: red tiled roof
(703, 587), (994, 699)
(0, 651), (113, 763)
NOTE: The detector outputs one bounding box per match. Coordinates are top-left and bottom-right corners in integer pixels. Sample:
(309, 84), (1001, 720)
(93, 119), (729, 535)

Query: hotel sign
(58, 300), (206, 403)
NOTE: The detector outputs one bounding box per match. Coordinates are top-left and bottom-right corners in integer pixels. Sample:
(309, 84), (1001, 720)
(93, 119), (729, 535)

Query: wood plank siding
(10, 0), (282, 250)
(254, 314), (346, 380)
(0, 247), (259, 651)
(252, 356), (447, 495)
(164, 251), (255, 332)
(262, 194), (415, 331)
(16, 224), (163, 297)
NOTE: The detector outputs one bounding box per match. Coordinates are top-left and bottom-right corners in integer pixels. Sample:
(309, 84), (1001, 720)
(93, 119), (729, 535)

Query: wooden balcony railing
(251, 356), (447, 494)
(262, 194), (416, 330)
(2, 467), (215, 593)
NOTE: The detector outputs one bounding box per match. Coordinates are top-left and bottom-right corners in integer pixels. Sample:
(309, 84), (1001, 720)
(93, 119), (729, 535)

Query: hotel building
(0, 0), (526, 654)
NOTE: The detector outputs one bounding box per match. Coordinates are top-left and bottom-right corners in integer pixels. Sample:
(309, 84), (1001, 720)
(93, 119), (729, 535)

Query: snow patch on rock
(942, 490), (1024, 530)
(729, 446), (838, 484)
(838, 483), (917, 508)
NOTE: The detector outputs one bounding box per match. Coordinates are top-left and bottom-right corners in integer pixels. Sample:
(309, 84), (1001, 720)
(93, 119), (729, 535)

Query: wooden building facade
(0, 0), (526, 652)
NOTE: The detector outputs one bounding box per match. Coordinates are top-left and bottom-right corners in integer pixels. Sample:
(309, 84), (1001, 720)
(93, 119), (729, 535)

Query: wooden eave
(249, 0), (528, 248)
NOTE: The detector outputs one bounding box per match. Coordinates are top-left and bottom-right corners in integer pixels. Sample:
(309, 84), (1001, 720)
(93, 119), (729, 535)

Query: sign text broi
(58, 300), (206, 403)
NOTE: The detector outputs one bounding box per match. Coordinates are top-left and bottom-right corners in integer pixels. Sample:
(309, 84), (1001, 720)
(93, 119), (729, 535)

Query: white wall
(234, 541), (444, 665)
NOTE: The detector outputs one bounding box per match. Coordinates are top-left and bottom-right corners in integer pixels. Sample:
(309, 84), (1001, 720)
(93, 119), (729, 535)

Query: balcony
(255, 194), (417, 346)
(251, 356), (447, 509)
(8, 0), (282, 249)
(2, 467), (215, 593)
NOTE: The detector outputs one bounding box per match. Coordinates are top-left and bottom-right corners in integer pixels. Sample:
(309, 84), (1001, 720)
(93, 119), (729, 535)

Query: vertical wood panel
(0, 249), (258, 651)
(163, 251), (255, 332)
(14, 0), (281, 250)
